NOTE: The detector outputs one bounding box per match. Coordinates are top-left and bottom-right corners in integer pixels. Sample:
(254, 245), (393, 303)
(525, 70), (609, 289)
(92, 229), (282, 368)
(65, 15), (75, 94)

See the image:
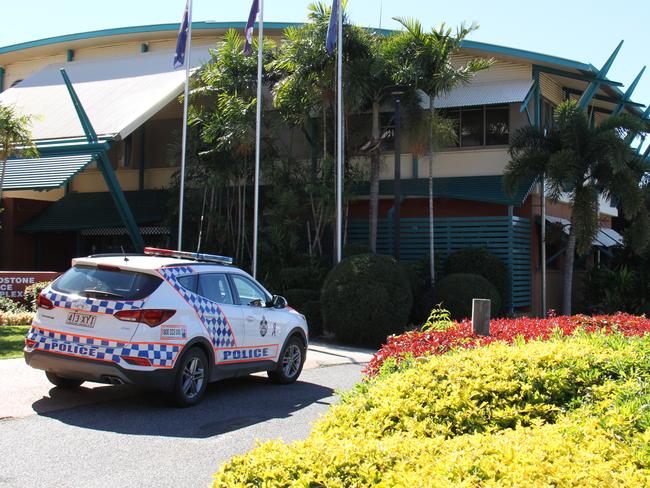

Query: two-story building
(0, 21), (646, 315)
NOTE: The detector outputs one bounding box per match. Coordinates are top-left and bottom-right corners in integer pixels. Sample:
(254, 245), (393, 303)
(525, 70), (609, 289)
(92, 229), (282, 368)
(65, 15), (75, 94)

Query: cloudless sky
(2, 0), (649, 112)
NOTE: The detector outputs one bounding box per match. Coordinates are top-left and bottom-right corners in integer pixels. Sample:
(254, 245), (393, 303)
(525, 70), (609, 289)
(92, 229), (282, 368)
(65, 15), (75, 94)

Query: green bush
(443, 247), (509, 311)
(321, 254), (412, 346)
(435, 273), (501, 320)
(213, 334), (650, 487)
(23, 281), (51, 312)
(400, 258), (436, 326)
(343, 243), (371, 257)
(283, 288), (323, 337)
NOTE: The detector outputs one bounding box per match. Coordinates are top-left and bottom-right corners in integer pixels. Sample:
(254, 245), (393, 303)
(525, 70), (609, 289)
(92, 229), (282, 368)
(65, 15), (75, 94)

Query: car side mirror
(271, 295), (287, 309)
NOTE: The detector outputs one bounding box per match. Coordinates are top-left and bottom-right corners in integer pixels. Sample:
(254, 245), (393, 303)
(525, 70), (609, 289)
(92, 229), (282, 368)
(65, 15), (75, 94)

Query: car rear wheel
(268, 336), (305, 384)
(172, 348), (209, 407)
(45, 371), (84, 389)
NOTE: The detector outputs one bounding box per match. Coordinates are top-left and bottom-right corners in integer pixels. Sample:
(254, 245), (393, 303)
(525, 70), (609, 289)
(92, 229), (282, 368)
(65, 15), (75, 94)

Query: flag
(326, 0), (339, 55)
(243, 0), (260, 55)
(174, 0), (190, 68)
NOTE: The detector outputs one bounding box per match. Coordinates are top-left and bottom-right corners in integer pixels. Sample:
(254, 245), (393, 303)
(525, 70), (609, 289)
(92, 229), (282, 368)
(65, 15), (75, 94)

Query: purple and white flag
(243, 0), (260, 55)
(173, 0), (190, 68)
(325, 0), (339, 55)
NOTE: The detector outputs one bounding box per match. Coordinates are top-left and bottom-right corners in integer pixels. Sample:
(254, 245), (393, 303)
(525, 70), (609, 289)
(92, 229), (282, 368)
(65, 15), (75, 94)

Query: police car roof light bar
(144, 247), (234, 265)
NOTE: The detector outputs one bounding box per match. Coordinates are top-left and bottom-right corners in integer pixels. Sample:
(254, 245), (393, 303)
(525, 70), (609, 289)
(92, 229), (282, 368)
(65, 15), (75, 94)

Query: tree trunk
(562, 228), (576, 316)
(369, 100), (380, 253)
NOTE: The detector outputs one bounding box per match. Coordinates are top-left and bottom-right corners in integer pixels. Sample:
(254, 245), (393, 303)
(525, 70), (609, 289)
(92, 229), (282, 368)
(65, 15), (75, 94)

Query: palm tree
(0, 103), (37, 203)
(382, 19), (492, 284)
(505, 100), (649, 315)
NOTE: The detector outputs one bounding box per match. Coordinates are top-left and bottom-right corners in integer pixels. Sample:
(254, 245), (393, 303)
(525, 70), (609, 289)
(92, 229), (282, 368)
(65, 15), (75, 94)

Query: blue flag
(243, 0), (260, 55)
(174, 1), (190, 68)
(325, 0), (339, 55)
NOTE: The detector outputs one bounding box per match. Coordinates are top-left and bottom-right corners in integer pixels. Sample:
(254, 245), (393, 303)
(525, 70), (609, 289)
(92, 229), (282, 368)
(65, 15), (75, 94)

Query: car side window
(197, 273), (234, 305)
(231, 275), (268, 307)
(177, 274), (198, 293)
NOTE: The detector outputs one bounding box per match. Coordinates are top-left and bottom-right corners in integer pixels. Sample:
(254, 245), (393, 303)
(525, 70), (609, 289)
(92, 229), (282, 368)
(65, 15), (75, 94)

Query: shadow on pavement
(34, 375), (333, 438)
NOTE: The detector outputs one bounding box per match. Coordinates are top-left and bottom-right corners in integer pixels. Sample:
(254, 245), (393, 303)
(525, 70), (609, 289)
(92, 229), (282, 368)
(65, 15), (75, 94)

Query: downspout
(0, 67), (5, 93)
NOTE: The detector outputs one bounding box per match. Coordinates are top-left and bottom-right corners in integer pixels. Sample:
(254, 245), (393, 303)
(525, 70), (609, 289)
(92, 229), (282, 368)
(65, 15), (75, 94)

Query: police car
(24, 247), (308, 406)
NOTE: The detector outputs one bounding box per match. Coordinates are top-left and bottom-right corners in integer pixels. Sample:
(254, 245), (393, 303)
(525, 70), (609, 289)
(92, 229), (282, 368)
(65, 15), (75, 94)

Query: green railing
(348, 216), (532, 308)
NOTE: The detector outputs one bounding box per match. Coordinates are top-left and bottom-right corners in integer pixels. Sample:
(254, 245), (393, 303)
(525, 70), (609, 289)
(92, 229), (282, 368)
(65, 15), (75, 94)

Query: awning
(418, 79), (534, 109)
(353, 175), (535, 207)
(0, 153), (96, 191)
(545, 216), (623, 248)
(19, 190), (168, 233)
(0, 48), (210, 141)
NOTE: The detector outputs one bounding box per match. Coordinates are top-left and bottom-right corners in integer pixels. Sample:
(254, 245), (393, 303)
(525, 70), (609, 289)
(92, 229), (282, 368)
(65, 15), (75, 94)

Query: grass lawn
(0, 326), (30, 359)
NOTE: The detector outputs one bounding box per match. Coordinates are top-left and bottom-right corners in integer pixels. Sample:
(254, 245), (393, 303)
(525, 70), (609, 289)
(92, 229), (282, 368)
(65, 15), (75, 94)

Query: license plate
(66, 312), (96, 328)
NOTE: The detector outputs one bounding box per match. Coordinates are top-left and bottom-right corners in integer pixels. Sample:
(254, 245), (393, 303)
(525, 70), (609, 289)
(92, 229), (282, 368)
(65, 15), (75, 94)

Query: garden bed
(213, 332), (650, 486)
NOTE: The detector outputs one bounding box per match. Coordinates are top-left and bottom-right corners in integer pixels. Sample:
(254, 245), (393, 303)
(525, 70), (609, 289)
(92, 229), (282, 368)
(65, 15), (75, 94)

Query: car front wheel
(268, 336), (305, 384)
(173, 348), (209, 407)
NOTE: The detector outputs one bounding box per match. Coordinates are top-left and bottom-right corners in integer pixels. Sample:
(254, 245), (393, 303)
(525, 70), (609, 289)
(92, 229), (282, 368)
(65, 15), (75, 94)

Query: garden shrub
(443, 247), (509, 310)
(321, 253), (412, 346)
(213, 334), (650, 487)
(0, 296), (27, 313)
(365, 312), (650, 377)
(23, 281), (51, 312)
(342, 243), (371, 257)
(284, 288), (322, 337)
(0, 311), (34, 326)
(400, 258), (435, 325)
(435, 273), (501, 320)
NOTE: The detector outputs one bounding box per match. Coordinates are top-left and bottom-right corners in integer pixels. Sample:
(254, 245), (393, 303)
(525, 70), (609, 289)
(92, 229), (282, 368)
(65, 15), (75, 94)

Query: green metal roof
(19, 190), (168, 233)
(1, 153), (97, 191)
(353, 175), (535, 207)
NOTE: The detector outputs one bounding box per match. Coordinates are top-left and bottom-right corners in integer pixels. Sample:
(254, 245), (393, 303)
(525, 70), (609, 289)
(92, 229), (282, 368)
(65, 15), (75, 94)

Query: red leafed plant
(364, 313), (650, 378)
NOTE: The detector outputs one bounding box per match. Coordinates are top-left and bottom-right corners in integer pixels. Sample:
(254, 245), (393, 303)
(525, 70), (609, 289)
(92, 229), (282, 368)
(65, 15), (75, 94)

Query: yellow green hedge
(214, 334), (650, 487)
(0, 311), (34, 326)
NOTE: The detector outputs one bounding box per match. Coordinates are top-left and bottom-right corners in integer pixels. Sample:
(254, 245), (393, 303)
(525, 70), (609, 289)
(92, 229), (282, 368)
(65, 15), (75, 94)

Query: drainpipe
(540, 177), (546, 318)
(0, 67), (5, 93)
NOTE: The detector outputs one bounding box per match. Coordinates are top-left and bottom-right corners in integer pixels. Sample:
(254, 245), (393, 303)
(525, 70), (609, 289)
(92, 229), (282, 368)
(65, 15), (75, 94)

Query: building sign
(0, 272), (61, 301)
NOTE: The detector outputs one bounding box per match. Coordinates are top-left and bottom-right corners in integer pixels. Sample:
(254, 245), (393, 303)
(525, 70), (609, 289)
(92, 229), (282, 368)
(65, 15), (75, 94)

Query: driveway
(0, 342), (373, 488)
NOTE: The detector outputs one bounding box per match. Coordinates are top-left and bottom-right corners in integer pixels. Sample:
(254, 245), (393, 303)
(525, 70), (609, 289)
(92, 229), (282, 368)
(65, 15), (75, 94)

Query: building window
(442, 104), (510, 148)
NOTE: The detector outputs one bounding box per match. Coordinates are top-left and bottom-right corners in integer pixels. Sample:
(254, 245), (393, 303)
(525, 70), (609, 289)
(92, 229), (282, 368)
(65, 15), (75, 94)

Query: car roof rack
(143, 247), (234, 265)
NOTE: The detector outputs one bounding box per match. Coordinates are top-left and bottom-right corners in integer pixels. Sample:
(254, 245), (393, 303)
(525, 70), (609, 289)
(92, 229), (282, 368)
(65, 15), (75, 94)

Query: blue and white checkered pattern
(44, 290), (145, 315)
(27, 327), (181, 367)
(159, 266), (236, 348)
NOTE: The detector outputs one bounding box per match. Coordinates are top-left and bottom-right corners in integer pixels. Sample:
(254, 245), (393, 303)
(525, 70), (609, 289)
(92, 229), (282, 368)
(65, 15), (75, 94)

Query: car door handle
(246, 315), (256, 322)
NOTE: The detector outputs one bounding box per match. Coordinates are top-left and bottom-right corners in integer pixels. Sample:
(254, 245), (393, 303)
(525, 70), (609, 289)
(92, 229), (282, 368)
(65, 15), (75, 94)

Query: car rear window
(52, 265), (163, 301)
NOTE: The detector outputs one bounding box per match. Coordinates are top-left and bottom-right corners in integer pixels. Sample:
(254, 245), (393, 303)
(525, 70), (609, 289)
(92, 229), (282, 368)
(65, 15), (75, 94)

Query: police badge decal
(259, 316), (268, 337)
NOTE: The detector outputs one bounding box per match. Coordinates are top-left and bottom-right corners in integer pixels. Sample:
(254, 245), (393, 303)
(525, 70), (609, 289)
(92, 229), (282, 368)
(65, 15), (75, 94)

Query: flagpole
(177, 0), (193, 251)
(252, 0), (264, 278)
(335, 0), (343, 263)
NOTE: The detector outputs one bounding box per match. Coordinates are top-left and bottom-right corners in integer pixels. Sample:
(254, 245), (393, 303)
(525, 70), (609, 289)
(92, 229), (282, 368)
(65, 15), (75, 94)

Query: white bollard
(472, 299), (491, 336)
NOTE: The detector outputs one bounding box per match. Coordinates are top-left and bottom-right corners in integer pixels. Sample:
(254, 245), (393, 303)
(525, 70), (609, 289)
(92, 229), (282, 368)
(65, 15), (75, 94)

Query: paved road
(0, 363), (364, 488)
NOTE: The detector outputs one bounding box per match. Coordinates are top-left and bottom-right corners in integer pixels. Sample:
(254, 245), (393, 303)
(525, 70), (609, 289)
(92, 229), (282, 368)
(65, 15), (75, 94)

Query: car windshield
(52, 265), (163, 301)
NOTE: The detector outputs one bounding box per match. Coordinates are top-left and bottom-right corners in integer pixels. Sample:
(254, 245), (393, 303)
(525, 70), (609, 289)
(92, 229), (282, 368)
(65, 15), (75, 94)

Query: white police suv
(24, 247), (308, 406)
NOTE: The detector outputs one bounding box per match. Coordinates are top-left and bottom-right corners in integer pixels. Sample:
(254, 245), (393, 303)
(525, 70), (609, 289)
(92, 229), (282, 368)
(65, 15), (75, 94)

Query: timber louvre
(348, 216), (532, 308)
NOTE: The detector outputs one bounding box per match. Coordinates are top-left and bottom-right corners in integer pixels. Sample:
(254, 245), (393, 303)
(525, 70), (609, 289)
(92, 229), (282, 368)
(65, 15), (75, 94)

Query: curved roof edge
(0, 21), (300, 55)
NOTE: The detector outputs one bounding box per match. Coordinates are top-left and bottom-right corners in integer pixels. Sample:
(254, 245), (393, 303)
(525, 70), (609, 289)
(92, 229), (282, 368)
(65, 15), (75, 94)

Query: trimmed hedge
(0, 311), (34, 326)
(213, 334), (650, 486)
(443, 247), (509, 311)
(435, 273), (501, 320)
(321, 254), (412, 346)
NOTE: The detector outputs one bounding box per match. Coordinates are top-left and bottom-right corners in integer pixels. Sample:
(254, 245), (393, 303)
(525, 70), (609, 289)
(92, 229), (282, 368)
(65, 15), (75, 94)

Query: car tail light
(121, 356), (152, 367)
(37, 293), (54, 310)
(114, 309), (176, 327)
(25, 338), (36, 348)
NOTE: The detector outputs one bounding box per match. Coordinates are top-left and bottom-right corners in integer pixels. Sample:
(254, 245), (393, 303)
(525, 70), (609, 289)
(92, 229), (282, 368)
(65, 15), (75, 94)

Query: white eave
(0, 47), (211, 141)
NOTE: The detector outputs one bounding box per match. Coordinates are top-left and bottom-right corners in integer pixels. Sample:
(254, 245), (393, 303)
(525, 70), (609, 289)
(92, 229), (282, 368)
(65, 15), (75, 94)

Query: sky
(1, 0), (649, 113)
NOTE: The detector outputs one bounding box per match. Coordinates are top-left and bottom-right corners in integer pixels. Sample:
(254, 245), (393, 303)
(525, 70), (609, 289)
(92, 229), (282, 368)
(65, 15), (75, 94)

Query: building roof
(419, 80), (534, 109)
(0, 47), (210, 141)
(0, 153), (97, 191)
(19, 190), (168, 233)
